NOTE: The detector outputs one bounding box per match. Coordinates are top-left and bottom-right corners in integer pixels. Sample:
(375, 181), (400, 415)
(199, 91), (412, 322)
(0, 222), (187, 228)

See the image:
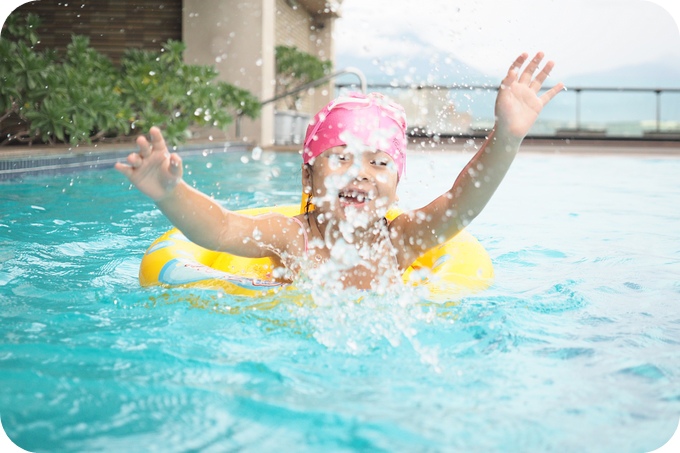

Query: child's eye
(371, 159), (389, 167)
(328, 153), (351, 169)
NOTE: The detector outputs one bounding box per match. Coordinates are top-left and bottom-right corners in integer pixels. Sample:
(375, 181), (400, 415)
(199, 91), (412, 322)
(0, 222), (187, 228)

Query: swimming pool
(1, 147), (679, 452)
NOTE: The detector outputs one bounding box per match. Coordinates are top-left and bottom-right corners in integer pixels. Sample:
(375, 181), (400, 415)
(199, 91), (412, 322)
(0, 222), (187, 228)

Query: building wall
(184, 0), (337, 146)
(183, 0), (276, 145)
(8, 0), (339, 147)
(11, 0), (182, 65)
(276, 0), (312, 51)
(275, 0), (335, 115)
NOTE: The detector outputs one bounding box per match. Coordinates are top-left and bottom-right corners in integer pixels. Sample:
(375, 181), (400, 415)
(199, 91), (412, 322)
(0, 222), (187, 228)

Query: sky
(334, 0), (680, 82)
(1, 0), (678, 81)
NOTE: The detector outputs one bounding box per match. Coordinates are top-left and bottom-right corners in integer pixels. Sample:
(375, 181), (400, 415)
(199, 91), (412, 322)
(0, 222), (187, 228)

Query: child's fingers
(149, 126), (167, 152)
(126, 152), (142, 168)
(500, 54), (527, 89)
(168, 153), (183, 177)
(540, 82), (566, 105)
(137, 127), (165, 158)
(137, 134), (152, 158)
(114, 161), (133, 178)
(508, 53), (529, 75)
(530, 60), (555, 92)
(519, 52), (545, 84)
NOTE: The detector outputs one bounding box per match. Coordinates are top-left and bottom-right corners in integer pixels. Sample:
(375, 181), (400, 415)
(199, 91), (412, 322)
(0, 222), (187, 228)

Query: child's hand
(495, 52), (564, 140)
(115, 127), (183, 201)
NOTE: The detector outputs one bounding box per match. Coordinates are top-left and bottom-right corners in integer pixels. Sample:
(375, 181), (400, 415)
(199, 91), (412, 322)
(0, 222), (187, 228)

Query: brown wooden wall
(10, 0), (182, 64)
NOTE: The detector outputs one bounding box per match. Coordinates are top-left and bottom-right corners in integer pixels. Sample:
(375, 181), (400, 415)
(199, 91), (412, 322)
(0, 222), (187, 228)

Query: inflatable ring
(139, 205), (494, 299)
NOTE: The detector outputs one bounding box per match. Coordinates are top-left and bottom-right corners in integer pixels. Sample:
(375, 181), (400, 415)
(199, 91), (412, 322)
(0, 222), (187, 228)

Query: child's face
(303, 145), (399, 220)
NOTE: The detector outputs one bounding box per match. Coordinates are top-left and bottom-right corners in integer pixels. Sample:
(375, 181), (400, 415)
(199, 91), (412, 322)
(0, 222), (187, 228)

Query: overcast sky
(334, 0), (680, 79)
(1, 0), (678, 80)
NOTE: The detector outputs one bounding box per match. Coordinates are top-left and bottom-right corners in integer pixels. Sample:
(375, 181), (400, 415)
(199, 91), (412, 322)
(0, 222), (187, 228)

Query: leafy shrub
(118, 40), (260, 142)
(0, 12), (260, 146)
(275, 45), (331, 110)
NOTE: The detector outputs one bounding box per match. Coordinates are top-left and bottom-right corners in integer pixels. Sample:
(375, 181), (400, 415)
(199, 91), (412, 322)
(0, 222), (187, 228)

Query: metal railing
(565, 86), (680, 134)
(336, 82), (680, 139)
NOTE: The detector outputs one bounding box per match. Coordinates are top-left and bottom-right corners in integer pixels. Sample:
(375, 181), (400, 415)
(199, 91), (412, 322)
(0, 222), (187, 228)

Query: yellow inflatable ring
(139, 205), (494, 299)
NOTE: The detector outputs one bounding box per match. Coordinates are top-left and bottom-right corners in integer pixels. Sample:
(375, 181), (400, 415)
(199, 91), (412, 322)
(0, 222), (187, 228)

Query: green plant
(275, 45), (331, 110)
(1, 14), (129, 145)
(118, 40), (260, 144)
(0, 12), (260, 146)
(1, 13), (51, 143)
(23, 35), (131, 144)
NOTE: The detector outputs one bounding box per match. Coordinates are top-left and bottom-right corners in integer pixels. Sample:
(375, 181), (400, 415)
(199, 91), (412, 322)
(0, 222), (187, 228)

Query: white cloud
(2, 0), (678, 80)
(335, 0), (680, 79)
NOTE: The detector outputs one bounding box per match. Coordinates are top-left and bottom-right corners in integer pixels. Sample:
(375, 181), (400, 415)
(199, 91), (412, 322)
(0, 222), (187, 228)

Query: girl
(116, 52), (564, 291)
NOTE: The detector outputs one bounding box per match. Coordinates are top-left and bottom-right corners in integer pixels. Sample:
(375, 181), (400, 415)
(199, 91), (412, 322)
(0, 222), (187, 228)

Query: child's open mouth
(338, 189), (371, 207)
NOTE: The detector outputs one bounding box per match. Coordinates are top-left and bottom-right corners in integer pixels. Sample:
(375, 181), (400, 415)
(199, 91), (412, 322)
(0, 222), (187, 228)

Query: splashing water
(1, 150), (679, 452)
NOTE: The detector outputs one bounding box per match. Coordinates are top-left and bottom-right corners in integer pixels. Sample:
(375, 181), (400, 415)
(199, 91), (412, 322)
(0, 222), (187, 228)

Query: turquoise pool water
(1, 148), (679, 452)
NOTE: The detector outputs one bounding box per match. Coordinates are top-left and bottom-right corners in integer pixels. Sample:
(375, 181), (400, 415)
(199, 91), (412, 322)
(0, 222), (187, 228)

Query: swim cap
(303, 92), (407, 178)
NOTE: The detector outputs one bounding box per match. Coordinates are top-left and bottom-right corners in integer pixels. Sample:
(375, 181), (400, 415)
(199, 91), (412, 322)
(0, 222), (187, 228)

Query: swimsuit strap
(290, 216), (309, 254)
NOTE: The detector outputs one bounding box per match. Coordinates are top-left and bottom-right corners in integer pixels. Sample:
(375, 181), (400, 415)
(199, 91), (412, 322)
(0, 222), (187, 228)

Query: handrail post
(655, 89), (662, 132)
(575, 88), (582, 131)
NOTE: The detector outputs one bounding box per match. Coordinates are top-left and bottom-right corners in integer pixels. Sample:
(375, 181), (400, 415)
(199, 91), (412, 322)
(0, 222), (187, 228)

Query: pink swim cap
(303, 92), (407, 178)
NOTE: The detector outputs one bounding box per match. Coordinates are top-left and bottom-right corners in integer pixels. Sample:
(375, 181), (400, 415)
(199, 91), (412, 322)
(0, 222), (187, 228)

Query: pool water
(1, 147), (679, 452)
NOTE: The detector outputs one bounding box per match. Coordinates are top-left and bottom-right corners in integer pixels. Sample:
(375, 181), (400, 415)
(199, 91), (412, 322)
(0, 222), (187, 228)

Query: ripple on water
(616, 363), (668, 382)
(534, 347), (596, 360)
(495, 246), (568, 268)
(2, 153), (680, 452)
(524, 279), (588, 314)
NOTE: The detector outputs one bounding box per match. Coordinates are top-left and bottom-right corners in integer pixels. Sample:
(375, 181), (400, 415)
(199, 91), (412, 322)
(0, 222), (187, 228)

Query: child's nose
(355, 164), (372, 182)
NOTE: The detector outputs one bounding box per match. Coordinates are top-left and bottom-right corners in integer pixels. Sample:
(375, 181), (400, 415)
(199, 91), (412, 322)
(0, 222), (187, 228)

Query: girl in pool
(116, 52), (564, 291)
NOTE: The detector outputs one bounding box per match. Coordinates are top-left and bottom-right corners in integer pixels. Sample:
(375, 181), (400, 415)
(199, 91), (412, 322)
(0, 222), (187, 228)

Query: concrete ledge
(643, 131), (680, 140)
(554, 128), (608, 139)
(0, 140), (252, 181)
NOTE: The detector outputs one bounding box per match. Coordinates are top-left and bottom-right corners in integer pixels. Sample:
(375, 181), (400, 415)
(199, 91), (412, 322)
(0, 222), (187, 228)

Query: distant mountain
(338, 52), (680, 89)
(336, 51), (495, 87)
(563, 61), (680, 88)
(336, 51), (679, 127)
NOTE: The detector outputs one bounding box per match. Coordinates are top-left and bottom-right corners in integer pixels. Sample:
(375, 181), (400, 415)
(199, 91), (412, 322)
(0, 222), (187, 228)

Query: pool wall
(0, 141), (251, 181)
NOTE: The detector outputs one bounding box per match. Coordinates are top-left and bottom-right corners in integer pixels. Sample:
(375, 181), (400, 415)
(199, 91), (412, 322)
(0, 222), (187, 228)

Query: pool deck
(1, 135), (679, 180)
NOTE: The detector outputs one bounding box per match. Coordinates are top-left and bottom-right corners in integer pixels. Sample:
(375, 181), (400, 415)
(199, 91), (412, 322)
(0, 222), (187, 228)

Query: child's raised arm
(115, 127), (302, 260)
(392, 52), (564, 269)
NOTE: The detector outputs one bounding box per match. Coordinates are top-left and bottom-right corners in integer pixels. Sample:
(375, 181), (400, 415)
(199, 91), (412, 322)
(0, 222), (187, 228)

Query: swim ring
(139, 205), (494, 298)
